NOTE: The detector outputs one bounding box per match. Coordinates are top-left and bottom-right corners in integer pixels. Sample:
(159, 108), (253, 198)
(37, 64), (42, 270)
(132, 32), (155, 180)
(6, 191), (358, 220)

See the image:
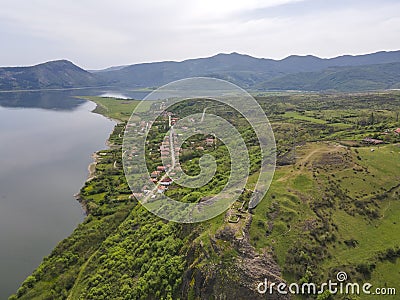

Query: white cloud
(0, 0), (399, 69)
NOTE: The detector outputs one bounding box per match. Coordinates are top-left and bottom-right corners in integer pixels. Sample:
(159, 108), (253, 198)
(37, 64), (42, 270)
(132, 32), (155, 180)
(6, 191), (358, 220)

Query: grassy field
(250, 141), (400, 298)
(283, 111), (328, 124)
(79, 96), (146, 121)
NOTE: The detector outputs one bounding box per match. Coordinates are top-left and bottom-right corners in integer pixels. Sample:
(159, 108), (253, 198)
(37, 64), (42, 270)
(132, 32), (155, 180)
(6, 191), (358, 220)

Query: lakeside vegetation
(81, 96), (141, 121)
(11, 91), (400, 299)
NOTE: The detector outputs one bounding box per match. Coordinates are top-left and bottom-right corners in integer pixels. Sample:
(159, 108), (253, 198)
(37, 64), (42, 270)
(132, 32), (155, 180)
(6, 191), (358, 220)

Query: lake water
(0, 89), (147, 298)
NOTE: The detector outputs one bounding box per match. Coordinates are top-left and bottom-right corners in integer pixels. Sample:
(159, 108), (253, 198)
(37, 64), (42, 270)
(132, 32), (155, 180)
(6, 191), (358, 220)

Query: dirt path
(277, 146), (326, 182)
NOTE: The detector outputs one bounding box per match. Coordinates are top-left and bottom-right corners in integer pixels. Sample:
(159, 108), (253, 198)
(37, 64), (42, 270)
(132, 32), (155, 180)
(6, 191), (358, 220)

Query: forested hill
(0, 60), (101, 90)
(258, 62), (400, 91)
(1, 50), (400, 91)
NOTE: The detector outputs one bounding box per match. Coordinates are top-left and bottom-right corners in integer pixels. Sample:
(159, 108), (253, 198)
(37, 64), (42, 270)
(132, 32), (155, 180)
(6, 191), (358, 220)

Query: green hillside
(260, 62), (400, 92)
(11, 92), (400, 299)
(0, 60), (101, 90)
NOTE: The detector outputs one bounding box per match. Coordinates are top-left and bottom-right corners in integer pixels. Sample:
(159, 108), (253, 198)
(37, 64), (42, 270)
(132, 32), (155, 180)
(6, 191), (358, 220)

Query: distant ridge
(1, 50), (400, 91)
(95, 50), (400, 91)
(258, 62), (400, 91)
(0, 60), (101, 90)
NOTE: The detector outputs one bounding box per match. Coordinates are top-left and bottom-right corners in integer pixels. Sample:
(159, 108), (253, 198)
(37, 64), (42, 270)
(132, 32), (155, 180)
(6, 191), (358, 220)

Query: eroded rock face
(182, 216), (290, 300)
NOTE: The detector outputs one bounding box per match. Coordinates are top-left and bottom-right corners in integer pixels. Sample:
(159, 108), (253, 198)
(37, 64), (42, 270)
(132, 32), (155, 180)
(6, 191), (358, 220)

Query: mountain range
(1, 50), (400, 92)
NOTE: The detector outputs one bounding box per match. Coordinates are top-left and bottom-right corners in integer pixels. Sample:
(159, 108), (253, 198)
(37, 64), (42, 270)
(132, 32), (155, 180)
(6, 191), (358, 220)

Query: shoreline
(82, 98), (125, 124)
(74, 152), (100, 215)
(74, 102), (117, 216)
(87, 152), (99, 181)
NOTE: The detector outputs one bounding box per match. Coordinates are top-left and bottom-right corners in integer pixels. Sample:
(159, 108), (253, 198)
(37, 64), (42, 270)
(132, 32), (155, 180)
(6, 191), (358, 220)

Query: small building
(171, 117), (179, 125)
(160, 145), (169, 151)
(157, 185), (166, 193)
(160, 177), (173, 186)
(157, 166), (166, 172)
(205, 137), (214, 146)
(151, 171), (160, 178)
(130, 193), (143, 199)
(362, 138), (384, 145)
(161, 150), (170, 156)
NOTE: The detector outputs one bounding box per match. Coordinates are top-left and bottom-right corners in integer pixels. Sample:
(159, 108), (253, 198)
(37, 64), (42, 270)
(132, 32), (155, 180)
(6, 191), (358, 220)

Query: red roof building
(157, 185), (166, 193)
(171, 117), (179, 125)
(160, 177), (173, 186)
(205, 137), (214, 146)
(362, 138), (384, 145)
(161, 150), (170, 156)
(151, 171), (160, 178)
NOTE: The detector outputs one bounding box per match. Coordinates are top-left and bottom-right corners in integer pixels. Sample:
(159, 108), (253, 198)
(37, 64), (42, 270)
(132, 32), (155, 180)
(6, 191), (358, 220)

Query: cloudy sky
(1, 0), (399, 69)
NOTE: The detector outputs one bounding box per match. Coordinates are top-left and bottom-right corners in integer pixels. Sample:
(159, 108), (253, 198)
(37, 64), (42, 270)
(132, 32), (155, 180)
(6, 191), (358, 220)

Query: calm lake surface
(0, 89), (147, 298)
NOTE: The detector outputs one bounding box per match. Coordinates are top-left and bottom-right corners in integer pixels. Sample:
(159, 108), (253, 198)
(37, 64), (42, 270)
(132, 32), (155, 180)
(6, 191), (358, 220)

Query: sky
(0, 0), (399, 69)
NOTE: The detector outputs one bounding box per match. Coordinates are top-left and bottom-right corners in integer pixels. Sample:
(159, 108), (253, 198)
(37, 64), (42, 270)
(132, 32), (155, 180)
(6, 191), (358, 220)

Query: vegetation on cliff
(11, 92), (400, 299)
